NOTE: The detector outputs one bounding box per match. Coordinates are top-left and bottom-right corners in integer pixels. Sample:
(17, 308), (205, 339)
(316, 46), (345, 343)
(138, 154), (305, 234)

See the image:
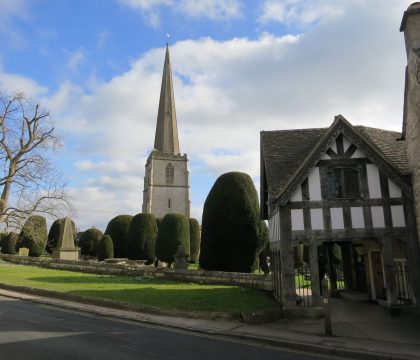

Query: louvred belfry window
(166, 163), (174, 185)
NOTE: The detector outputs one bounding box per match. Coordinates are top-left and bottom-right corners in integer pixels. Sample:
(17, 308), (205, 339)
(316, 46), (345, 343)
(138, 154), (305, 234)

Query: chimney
(400, 2), (420, 59)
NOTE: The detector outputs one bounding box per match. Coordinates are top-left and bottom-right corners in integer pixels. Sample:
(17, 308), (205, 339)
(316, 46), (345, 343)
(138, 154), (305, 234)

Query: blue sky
(0, 0), (414, 231)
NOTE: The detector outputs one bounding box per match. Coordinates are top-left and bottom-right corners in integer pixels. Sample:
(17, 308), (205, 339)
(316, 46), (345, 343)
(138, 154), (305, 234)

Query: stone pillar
(401, 3), (420, 243)
(309, 243), (321, 306)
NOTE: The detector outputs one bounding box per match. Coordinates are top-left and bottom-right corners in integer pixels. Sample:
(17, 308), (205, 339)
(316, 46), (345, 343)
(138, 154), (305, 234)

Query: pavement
(1, 287), (420, 360)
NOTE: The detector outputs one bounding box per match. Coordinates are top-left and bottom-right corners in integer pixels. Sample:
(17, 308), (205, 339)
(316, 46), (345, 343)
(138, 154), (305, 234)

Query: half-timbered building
(260, 115), (420, 312)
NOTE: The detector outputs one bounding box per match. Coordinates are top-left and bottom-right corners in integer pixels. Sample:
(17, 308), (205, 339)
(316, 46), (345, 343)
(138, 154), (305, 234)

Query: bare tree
(0, 92), (73, 230)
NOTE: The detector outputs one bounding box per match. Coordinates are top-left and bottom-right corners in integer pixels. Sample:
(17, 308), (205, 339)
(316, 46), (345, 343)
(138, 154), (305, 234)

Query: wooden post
(309, 243), (321, 306)
(382, 236), (398, 306)
(280, 204), (296, 307)
(322, 278), (332, 336)
(340, 242), (354, 290)
(403, 195), (420, 304)
(327, 243), (338, 294)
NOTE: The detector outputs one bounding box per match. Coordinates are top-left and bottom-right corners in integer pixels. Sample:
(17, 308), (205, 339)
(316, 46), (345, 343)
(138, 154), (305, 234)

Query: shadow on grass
(68, 287), (277, 313)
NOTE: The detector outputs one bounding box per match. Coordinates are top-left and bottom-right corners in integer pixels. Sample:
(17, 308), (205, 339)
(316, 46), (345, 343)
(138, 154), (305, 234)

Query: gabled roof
(261, 115), (411, 210)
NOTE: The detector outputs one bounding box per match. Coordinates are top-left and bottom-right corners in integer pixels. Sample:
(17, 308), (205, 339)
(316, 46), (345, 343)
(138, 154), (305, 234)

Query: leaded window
(327, 167), (360, 199)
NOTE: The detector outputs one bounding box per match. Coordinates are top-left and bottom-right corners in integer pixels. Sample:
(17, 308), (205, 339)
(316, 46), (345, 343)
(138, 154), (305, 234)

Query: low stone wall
(0, 254), (273, 291)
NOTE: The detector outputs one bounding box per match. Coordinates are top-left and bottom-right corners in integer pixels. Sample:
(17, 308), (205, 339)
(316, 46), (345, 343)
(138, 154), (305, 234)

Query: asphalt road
(0, 295), (333, 360)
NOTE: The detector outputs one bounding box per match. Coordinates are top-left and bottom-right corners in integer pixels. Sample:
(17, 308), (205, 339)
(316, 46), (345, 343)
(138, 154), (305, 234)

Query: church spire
(153, 44), (180, 155)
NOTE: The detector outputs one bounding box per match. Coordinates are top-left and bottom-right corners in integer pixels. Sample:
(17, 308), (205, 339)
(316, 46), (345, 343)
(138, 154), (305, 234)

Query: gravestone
(174, 245), (188, 270)
(52, 217), (80, 260)
(18, 247), (29, 256)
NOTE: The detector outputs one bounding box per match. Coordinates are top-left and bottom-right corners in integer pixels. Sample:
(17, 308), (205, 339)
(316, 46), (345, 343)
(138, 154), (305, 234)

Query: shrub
(46, 218), (77, 253)
(199, 172), (263, 273)
(0, 232), (8, 252)
(78, 228), (103, 256)
(1, 232), (18, 254)
(189, 218), (200, 263)
(104, 215), (133, 258)
(155, 213), (190, 267)
(16, 215), (48, 257)
(126, 213), (157, 264)
(97, 235), (114, 261)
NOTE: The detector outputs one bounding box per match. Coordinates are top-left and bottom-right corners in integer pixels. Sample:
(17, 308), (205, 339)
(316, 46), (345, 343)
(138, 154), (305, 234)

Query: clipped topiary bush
(189, 218), (200, 263)
(16, 215), (48, 257)
(46, 218), (77, 253)
(97, 235), (114, 261)
(1, 232), (18, 254)
(78, 227), (103, 256)
(155, 213), (190, 267)
(126, 213), (157, 264)
(199, 172), (263, 273)
(104, 215), (133, 258)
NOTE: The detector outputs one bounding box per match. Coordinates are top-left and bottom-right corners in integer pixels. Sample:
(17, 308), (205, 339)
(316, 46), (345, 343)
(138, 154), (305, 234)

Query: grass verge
(0, 261), (277, 314)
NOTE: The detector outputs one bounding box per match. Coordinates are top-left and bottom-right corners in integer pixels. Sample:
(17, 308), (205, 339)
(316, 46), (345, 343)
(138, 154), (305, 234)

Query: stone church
(142, 45), (190, 219)
(260, 3), (420, 313)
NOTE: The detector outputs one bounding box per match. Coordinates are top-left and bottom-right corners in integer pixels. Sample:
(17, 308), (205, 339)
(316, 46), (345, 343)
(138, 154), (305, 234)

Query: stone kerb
(0, 253), (273, 291)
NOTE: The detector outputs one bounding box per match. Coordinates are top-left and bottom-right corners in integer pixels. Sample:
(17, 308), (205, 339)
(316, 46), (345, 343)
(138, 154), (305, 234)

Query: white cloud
(119, 0), (242, 26)
(258, 0), (348, 28)
(65, 49), (87, 72)
(179, 0), (242, 20)
(97, 30), (111, 49)
(118, 0), (171, 10)
(0, 0), (30, 47)
(0, 70), (48, 98)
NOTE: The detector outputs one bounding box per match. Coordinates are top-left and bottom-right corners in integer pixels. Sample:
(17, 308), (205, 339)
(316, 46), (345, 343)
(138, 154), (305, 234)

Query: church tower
(142, 44), (190, 218)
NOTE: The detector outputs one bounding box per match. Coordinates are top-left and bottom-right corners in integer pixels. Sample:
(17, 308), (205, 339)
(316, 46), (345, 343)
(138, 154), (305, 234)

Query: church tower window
(166, 163), (174, 185)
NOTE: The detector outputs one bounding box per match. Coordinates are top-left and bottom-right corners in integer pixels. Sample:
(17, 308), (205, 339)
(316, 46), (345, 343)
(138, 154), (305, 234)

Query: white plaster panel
(343, 136), (351, 152)
(371, 206), (385, 228)
(366, 164), (382, 199)
(330, 142), (337, 154)
(330, 208), (344, 229)
(351, 207), (365, 228)
(269, 211), (280, 243)
(391, 205), (406, 227)
(291, 209), (304, 231)
(290, 185), (303, 201)
(321, 152), (331, 160)
(310, 208), (324, 230)
(268, 217), (274, 241)
(388, 179), (402, 198)
(308, 167), (322, 200)
(351, 149), (366, 158)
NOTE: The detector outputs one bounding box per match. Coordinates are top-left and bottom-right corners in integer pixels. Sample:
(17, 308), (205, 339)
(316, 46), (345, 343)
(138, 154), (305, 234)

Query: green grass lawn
(0, 261), (278, 314)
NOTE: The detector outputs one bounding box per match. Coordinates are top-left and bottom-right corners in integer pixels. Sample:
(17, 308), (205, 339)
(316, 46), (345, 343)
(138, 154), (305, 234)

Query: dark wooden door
(371, 250), (386, 300)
